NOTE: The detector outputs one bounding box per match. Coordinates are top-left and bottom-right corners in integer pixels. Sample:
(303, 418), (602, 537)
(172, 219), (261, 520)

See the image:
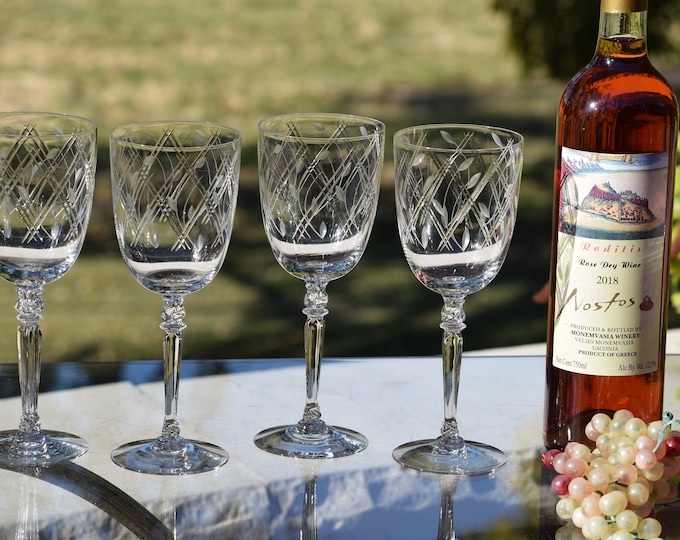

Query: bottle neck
(597, 0), (648, 57)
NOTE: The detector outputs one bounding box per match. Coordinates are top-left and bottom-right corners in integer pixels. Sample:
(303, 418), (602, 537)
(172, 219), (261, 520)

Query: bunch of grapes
(544, 409), (680, 540)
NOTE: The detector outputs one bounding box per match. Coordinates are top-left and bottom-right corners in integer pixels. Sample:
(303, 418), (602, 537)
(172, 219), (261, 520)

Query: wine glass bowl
(255, 113), (385, 458)
(0, 111), (97, 467)
(109, 121), (241, 474)
(392, 124), (523, 475)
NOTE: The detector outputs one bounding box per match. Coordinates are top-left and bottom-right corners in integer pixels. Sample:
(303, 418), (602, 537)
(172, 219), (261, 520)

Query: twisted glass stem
(12, 285), (47, 458)
(156, 294), (188, 453)
(297, 281), (330, 436)
(437, 294), (467, 453)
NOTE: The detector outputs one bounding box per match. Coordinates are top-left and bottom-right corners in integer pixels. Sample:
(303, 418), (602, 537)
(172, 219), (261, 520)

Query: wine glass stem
(158, 294), (187, 452)
(301, 474), (318, 540)
(304, 317), (325, 414)
(437, 476), (458, 540)
(14, 284), (46, 454)
(299, 281), (329, 433)
(18, 476), (39, 539)
(439, 294), (467, 449)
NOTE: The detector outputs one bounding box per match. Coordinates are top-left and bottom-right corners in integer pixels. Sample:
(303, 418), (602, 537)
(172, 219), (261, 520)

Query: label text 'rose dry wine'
(543, 0), (678, 449)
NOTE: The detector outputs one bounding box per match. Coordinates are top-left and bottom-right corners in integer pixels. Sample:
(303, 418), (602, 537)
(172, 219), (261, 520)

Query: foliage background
(492, 0), (680, 78)
(0, 0), (676, 362)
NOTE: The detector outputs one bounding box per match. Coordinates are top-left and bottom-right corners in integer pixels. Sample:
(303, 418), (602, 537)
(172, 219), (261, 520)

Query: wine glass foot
(0, 429), (87, 468)
(111, 438), (229, 475)
(392, 438), (506, 476)
(254, 424), (368, 459)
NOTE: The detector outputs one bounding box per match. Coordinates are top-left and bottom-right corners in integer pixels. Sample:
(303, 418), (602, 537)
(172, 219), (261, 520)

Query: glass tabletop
(0, 356), (678, 539)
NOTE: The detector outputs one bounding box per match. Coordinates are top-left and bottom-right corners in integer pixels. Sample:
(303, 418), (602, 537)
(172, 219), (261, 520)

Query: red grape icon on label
(640, 295), (654, 311)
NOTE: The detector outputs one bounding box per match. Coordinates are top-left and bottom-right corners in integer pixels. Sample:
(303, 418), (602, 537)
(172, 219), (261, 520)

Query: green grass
(0, 0), (589, 361)
(0, 0), (521, 142)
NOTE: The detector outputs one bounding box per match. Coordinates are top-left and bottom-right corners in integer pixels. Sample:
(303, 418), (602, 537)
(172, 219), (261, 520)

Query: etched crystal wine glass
(255, 113), (385, 458)
(392, 124), (523, 475)
(0, 112), (97, 467)
(109, 120), (241, 474)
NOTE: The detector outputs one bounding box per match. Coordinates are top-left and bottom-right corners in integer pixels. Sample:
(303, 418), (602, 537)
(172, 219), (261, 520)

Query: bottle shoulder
(556, 55), (677, 153)
(560, 55), (677, 113)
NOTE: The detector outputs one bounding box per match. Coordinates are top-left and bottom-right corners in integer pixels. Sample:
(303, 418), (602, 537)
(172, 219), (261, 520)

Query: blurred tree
(492, 0), (680, 79)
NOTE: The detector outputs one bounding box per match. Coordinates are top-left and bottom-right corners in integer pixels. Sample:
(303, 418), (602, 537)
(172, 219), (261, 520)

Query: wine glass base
(392, 438), (506, 476)
(111, 438), (229, 475)
(0, 429), (87, 468)
(254, 424), (368, 459)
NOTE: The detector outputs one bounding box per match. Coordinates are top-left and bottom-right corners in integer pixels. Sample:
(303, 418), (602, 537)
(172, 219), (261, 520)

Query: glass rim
(394, 123), (523, 153)
(0, 111), (98, 137)
(110, 120), (242, 150)
(258, 112), (386, 142)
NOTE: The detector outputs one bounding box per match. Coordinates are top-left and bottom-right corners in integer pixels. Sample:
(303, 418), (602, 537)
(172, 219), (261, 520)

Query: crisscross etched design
(260, 120), (382, 251)
(0, 123), (95, 250)
(0, 112), (96, 467)
(113, 127), (237, 255)
(396, 129), (521, 256)
(109, 121), (240, 474)
(254, 113), (384, 460)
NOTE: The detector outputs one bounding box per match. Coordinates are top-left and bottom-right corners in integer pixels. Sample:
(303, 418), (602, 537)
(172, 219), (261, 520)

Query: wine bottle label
(552, 146), (669, 376)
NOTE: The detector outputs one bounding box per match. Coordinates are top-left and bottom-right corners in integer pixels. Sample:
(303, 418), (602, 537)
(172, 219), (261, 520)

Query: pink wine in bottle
(544, 0), (678, 449)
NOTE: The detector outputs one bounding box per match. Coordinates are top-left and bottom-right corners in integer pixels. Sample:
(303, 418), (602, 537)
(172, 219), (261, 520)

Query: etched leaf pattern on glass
(398, 130), (520, 256)
(392, 124), (523, 475)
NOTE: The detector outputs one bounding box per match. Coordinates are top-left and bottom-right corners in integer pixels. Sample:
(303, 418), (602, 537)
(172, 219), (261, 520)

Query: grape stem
(654, 411), (675, 452)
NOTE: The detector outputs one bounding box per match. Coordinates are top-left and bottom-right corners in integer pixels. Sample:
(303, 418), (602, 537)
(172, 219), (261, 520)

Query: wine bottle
(544, 0), (678, 450)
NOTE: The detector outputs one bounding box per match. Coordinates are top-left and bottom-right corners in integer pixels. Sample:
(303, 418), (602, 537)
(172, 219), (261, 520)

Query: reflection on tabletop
(2, 461), (171, 539)
(0, 356), (678, 538)
(0, 453), (534, 538)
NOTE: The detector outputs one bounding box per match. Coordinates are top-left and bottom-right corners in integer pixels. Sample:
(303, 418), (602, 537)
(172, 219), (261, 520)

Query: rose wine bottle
(544, 0), (678, 449)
